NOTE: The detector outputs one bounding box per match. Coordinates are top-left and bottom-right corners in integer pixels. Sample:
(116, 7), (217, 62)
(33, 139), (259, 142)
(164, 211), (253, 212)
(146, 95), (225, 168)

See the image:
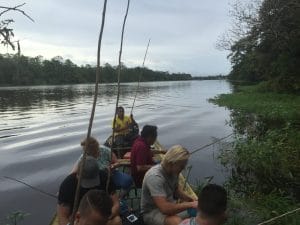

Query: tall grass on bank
(211, 84), (300, 123)
(226, 192), (300, 225)
(209, 84), (300, 224)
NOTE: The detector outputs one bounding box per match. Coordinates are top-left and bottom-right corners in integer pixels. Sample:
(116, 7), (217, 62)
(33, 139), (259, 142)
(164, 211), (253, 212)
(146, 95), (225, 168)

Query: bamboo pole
(130, 38), (151, 115)
(257, 208), (300, 225)
(109, 0), (131, 191)
(190, 133), (233, 155)
(70, 1), (108, 224)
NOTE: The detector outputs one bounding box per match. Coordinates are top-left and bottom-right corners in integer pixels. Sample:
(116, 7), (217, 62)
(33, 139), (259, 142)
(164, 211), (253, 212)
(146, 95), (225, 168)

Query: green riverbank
(210, 84), (300, 225)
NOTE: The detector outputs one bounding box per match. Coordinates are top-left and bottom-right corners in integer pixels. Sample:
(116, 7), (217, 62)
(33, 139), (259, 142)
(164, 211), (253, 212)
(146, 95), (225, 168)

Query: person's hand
(189, 201), (198, 208)
(187, 195), (197, 202)
(110, 162), (119, 170)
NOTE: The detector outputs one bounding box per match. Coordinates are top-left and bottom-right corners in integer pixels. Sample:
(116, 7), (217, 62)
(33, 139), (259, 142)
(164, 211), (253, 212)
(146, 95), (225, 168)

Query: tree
(0, 3), (34, 51)
(218, 0), (300, 92)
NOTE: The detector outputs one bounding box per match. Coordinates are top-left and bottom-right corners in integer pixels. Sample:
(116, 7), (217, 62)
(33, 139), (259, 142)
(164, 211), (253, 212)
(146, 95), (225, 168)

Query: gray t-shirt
(141, 164), (179, 213)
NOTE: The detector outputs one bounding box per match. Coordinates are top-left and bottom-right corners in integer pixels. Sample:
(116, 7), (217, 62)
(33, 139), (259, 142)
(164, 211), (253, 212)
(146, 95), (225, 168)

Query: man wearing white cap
(57, 156), (121, 225)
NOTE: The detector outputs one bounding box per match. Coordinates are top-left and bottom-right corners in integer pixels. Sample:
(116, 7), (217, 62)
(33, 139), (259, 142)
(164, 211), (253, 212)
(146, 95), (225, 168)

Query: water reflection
(0, 82), (191, 112)
(0, 80), (232, 225)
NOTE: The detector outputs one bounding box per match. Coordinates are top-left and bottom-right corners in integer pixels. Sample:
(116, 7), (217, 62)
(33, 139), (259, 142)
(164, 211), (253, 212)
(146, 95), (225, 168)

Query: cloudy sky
(1, 0), (233, 76)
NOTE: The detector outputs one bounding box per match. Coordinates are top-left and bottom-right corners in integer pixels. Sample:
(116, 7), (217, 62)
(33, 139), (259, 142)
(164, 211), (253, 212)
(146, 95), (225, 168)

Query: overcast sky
(1, 0), (233, 76)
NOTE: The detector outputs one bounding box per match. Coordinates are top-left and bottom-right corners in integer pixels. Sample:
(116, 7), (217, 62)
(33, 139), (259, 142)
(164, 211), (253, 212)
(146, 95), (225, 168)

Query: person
(71, 137), (133, 199)
(130, 125), (158, 188)
(57, 156), (121, 225)
(141, 145), (198, 225)
(179, 184), (228, 225)
(73, 190), (113, 225)
(112, 106), (138, 150)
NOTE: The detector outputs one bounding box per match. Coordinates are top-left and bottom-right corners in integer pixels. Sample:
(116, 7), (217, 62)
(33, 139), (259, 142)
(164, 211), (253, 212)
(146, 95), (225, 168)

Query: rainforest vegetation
(217, 0), (300, 93)
(213, 0), (300, 224)
(0, 54), (194, 86)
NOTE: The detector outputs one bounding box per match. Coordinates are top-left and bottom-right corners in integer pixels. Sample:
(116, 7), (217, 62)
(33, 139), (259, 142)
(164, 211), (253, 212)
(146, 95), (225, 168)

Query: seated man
(71, 136), (133, 199)
(57, 156), (121, 225)
(179, 184), (228, 225)
(141, 145), (198, 225)
(73, 190), (113, 225)
(130, 125), (157, 188)
(112, 106), (138, 150)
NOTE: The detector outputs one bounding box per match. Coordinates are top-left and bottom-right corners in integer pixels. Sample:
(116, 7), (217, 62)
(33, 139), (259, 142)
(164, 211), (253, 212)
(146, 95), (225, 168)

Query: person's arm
(110, 152), (122, 170)
(136, 164), (153, 172)
(113, 125), (128, 132)
(176, 187), (197, 202)
(57, 204), (71, 225)
(146, 174), (197, 215)
(130, 114), (137, 124)
(112, 117), (131, 132)
(111, 152), (118, 164)
(105, 170), (119, 219)
(135, 145), (153, 172)
(70, 155), (82, 174)
(70, 162), (79, 174)
(109, 193), (120, 219)
(152, 196), (197, 215)
(112, 119), (122, 132)
(152, 149), (166, 154)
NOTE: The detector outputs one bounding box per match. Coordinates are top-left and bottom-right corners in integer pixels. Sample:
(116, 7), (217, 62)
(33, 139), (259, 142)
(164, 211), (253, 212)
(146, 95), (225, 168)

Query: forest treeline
(212, 1), (300, 224)
(0, 54), (193, 86)
(218, 0), (300, 93)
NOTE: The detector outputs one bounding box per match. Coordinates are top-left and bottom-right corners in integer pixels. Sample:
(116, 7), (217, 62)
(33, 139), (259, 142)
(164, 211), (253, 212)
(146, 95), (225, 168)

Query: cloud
(1, 0), (232, 75)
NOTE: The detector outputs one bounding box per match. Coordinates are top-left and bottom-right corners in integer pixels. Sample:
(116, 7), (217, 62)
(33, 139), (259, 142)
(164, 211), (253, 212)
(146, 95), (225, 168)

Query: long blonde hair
(162, 145), (190, 166)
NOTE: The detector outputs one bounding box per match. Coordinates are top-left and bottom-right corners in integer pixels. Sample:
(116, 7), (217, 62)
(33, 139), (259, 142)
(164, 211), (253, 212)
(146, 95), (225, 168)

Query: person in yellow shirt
(113, 106), (132, 136)
(112, 106), (138, 154)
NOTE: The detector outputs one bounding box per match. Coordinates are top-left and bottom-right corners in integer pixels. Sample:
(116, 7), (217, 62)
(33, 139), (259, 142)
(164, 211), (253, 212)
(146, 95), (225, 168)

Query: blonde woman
(141, 145), (198, 225)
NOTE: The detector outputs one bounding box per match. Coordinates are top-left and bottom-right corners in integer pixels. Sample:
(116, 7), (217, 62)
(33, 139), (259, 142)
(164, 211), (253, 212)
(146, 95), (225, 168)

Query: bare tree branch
(0, 3), (34, 51)
(0, 3), (34, 22)
(216, 0), (262, 51)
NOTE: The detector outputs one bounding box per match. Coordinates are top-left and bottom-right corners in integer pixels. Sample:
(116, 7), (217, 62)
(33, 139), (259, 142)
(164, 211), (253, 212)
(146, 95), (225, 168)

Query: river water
(0, 80), (232, 225)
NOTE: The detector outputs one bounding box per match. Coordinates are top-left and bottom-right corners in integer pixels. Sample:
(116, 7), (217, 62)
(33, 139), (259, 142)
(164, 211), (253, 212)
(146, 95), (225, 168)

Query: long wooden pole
(190, 133), (233, 155)
(70, 1), (108, 224)
(257, 208), (300, 225)
(111, 0), (131, 158)
(130, 38), (151, 115)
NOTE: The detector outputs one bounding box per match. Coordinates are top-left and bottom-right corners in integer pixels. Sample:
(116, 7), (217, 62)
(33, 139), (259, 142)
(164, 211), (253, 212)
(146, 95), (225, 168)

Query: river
(0, 80), (232, 225)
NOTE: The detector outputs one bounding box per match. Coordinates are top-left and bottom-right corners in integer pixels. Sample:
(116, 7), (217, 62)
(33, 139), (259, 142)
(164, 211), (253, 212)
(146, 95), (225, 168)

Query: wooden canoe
(50, 141), (196, 225)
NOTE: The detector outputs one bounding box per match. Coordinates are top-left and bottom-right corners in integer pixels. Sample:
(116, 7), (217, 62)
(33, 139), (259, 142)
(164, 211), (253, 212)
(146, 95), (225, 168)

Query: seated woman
(71, 136), (133, 199)
(111, 106), (139, 155)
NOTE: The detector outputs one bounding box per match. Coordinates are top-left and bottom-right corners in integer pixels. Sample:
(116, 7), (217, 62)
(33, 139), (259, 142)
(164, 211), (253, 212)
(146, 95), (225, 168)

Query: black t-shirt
(58, 170), (116, 213)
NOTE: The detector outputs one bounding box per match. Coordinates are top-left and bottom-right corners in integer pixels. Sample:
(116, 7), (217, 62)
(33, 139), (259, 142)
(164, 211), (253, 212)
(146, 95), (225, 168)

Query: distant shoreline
(0, 53), (227, 87)
(0, 78), (228, 88)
